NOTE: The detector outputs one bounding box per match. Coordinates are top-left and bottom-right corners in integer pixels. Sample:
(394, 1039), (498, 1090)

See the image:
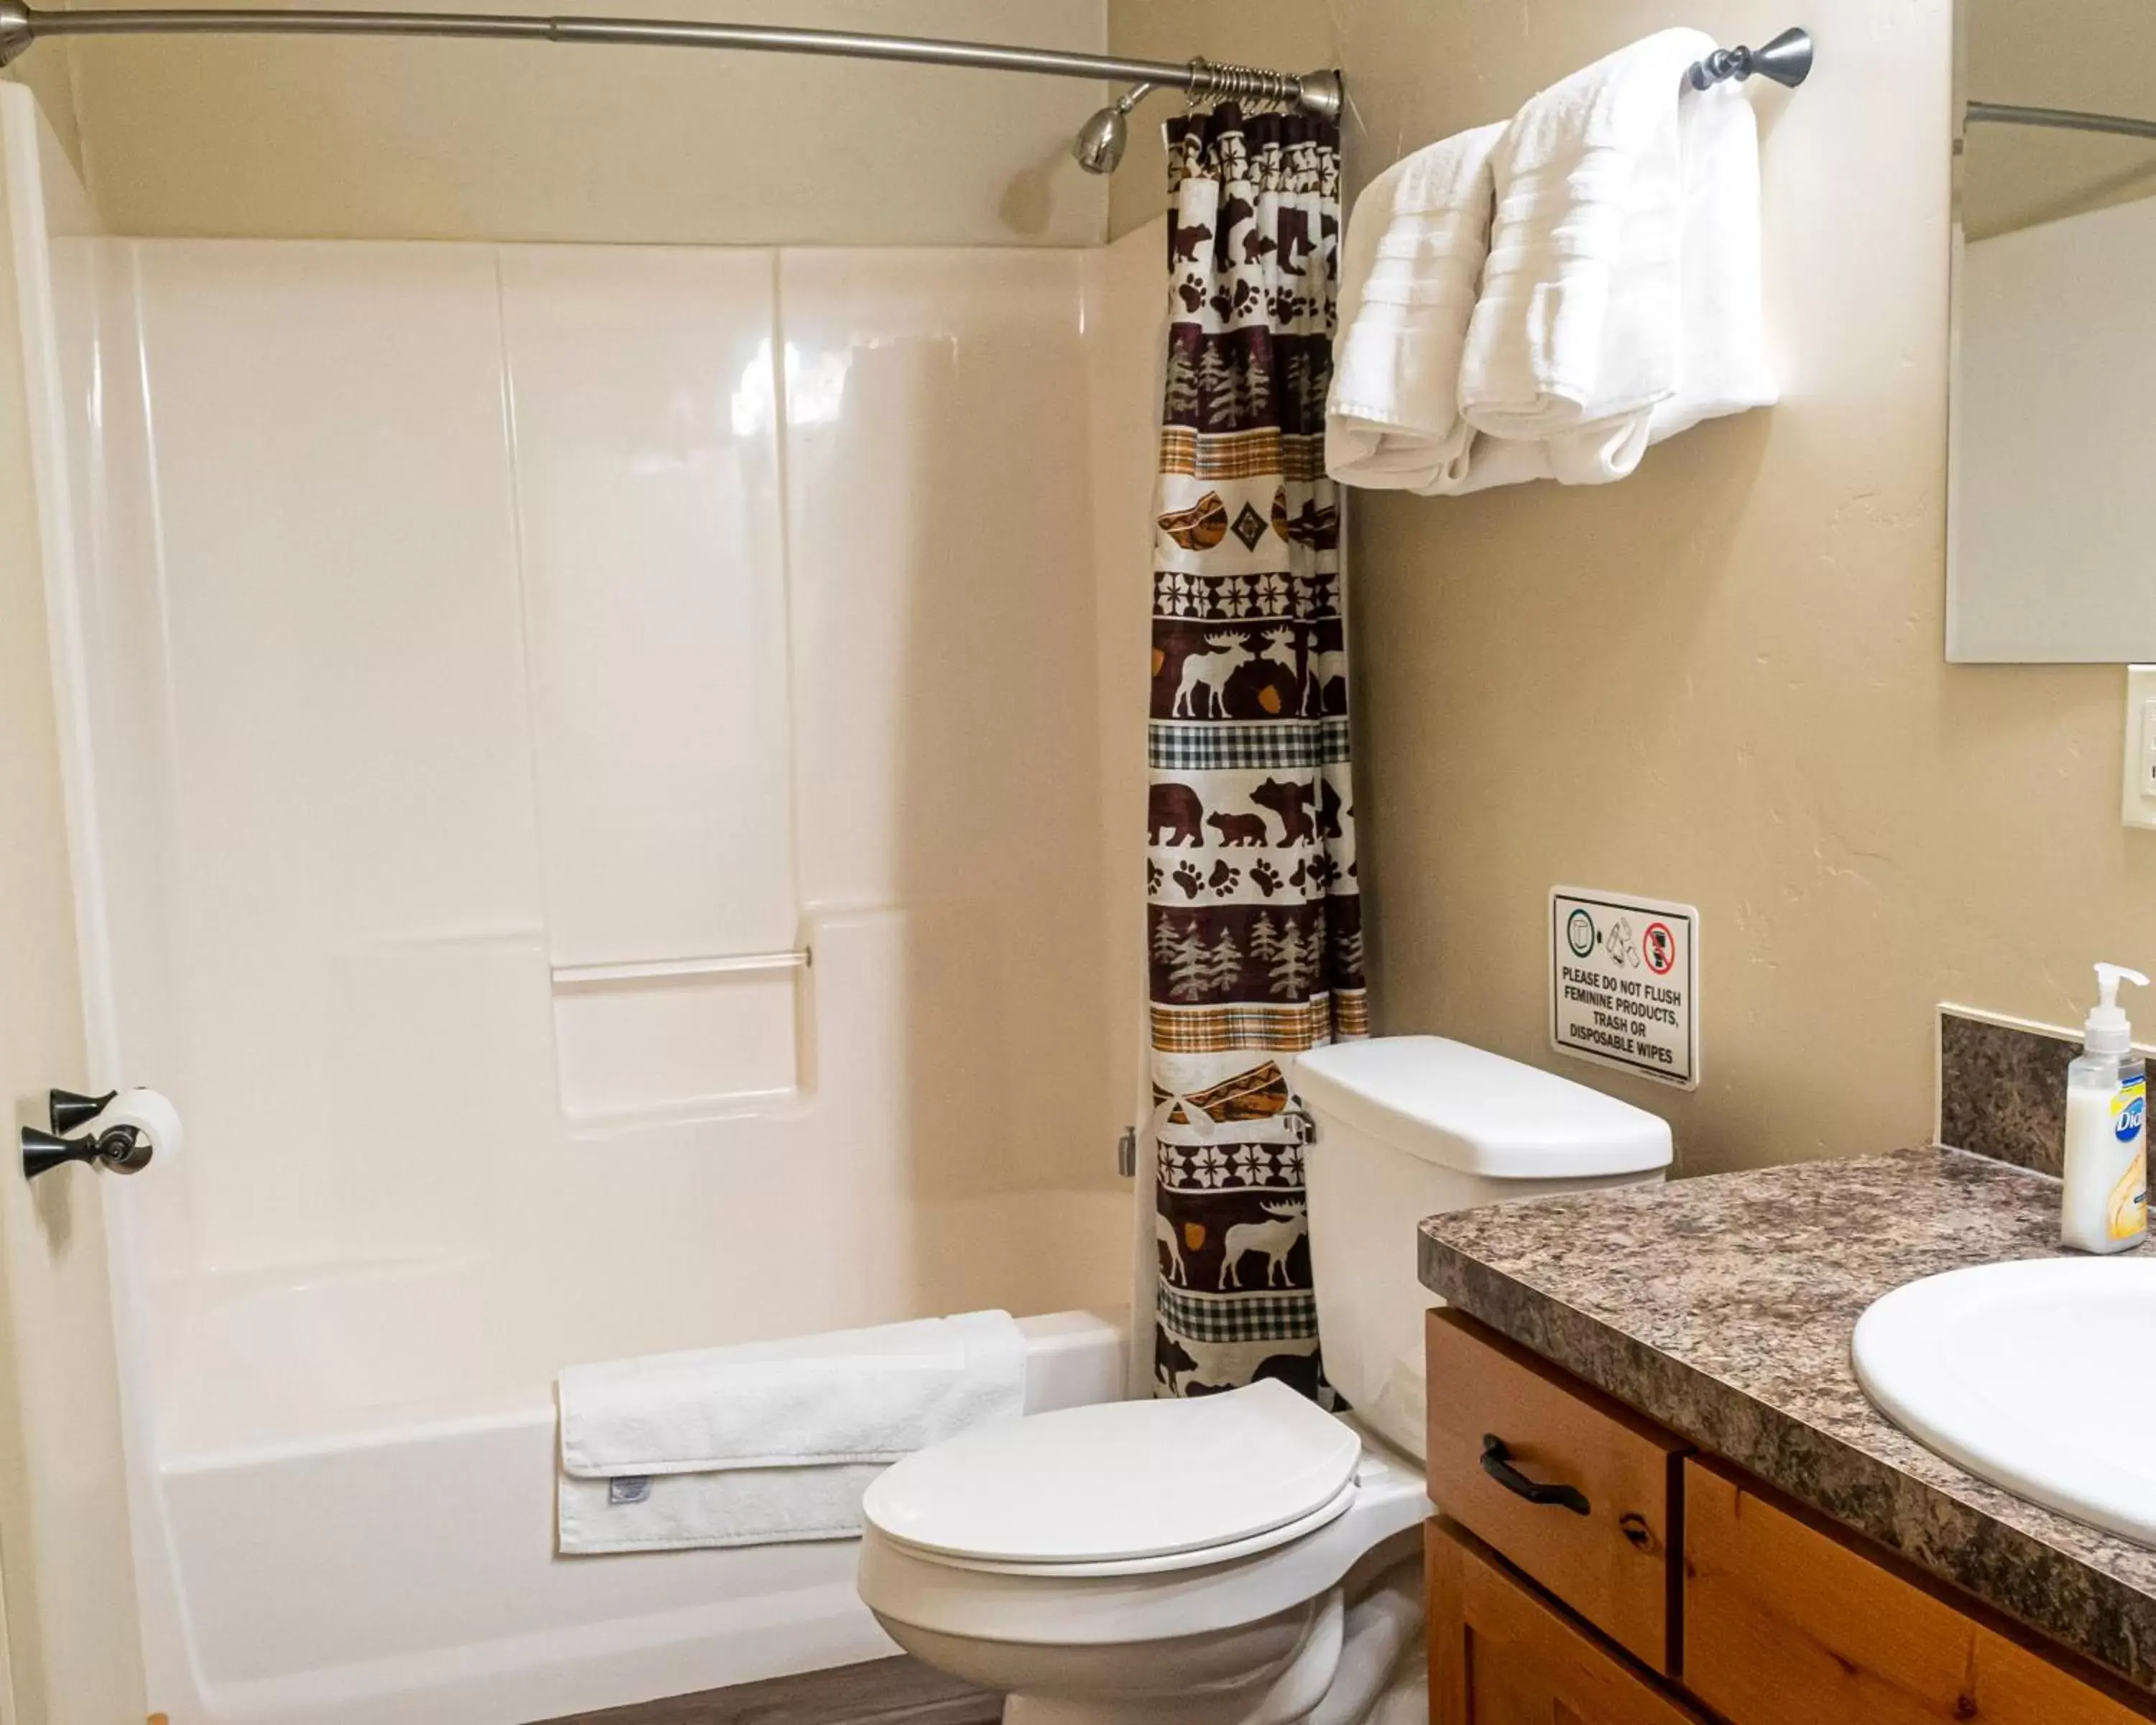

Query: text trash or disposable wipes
(1549, 888), (1698, 1088)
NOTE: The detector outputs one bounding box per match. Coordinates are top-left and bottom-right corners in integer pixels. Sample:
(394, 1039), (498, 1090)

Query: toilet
(857, 1036), (1673, 1724)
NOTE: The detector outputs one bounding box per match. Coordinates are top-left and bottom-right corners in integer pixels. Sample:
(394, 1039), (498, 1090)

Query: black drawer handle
(1480, 1434), (1590, 1515)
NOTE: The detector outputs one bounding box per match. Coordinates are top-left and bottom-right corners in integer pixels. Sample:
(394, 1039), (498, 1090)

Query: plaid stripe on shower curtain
(1146, 106), (1365, 1401)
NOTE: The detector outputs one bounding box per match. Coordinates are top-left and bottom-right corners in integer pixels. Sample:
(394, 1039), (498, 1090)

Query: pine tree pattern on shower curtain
(1147, 106), (1363, 1401)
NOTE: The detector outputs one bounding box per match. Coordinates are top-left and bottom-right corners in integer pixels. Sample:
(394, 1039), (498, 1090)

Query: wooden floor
(538, 1657), (1004, 1725)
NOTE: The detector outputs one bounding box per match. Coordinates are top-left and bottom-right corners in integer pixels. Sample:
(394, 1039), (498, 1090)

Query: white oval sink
(1854, 1257), (2156, 1547)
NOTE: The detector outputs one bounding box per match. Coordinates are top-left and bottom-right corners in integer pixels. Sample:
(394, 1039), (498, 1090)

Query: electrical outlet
(2124, 666), (2156, 830)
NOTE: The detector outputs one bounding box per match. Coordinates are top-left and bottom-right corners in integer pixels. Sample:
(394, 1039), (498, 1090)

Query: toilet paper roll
(97, 1089), (183, 1172)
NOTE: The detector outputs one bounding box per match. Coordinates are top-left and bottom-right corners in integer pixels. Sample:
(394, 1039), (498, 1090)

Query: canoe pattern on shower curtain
(1148, 106), (1364, 1402)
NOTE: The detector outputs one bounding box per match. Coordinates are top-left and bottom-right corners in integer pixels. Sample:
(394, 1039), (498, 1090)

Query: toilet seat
(857, 1425), (1432, 1652)
(862, 1379), (1360, 1570)
(885, 1474), (1358, 1578)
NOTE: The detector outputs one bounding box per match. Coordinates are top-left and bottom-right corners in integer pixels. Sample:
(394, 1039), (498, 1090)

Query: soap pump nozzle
(2086, 963), (2150, 1056)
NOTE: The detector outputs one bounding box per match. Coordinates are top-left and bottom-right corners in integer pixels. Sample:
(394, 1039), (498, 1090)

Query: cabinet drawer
(1684, 1458), (2152, 1725)
(1428, 1518), (1709, 1725)
(1426, 1308), (1687, 1673)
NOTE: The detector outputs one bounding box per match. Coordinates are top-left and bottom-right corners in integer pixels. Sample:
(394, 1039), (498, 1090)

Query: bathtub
(142, 1266), (1125, 1725)
(16, 129), (1156, 1724)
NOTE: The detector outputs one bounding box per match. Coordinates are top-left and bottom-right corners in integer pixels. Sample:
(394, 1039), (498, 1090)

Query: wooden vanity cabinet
(1424, 1307), (2156, 1725)
(1683, 1458), (2148, 1725)
(1425, 1310), (1685, 1673)
(1427, 1519), (1709, 1725)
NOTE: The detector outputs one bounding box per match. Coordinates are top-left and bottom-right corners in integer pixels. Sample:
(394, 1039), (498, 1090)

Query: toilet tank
(1294, 1036), (1672, 1461)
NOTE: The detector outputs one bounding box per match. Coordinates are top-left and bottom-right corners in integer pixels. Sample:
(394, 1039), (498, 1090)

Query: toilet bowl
(857, 1036), (1673, 1724)
(858, 1385), (1429, 1725)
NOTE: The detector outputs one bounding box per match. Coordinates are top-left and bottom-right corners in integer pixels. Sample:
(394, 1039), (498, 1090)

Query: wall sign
(1550, 888), (1699, 1089)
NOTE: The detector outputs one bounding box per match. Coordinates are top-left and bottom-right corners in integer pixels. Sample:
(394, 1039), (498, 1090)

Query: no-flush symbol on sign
(1549, 889), (1699, 1089)
(1643, 921), (1677, 976)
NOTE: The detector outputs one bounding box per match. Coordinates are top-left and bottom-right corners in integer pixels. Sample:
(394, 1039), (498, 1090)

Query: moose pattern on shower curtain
(1147, 106), (1365, 1401)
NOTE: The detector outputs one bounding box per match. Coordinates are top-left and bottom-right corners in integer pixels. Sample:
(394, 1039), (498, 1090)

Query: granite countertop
(1418, 1145), (2156, 1692)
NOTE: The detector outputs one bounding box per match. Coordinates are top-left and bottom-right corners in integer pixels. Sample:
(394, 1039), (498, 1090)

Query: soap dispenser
(2061, 963), (2150, 1254)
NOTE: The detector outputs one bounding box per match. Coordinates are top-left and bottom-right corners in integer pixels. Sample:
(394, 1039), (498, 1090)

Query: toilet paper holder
(22, 1088), (158, 1180)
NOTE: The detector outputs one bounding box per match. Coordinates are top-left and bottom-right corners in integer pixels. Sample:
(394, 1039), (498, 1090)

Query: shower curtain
(1146, 105), (1364, 1400)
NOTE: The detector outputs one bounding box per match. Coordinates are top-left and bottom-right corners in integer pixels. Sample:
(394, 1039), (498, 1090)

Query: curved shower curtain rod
(0, 9), (1816, 176)
(1964, 100), (2156, 143)
(0, 0), (1345, 173)
(0, 0), (1346, 173)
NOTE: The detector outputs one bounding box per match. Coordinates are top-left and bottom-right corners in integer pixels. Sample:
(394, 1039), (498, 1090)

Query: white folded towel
(1646, 78), (1779, 446)
(1462, 28), (1713, 456)
(1449, 433), (1556, 494)
(558, 1462), (888, 1555)
(1325, 122), (1506, 494)
(1452, 32), (1777, 488)
(557, 1310), (1025, 1554)
(1534, 80), (1779, 482)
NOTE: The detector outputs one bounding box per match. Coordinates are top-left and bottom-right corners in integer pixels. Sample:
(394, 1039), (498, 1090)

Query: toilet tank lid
(1293, 1037), (1672, 1179)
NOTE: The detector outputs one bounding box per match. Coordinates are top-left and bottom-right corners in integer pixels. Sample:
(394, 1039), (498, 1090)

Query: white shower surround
(9, 91), (1167, 1724)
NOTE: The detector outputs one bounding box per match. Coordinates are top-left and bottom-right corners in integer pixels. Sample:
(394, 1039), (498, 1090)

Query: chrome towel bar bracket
(1689, 26), (1815, 92)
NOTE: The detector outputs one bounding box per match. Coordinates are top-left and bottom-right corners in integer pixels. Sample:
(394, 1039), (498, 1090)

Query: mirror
(1949, 0), (2156, 662)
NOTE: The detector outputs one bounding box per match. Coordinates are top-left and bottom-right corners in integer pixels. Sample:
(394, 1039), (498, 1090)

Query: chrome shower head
(1073, 105), (1128, 174)
(1073, 80), (1156, 174)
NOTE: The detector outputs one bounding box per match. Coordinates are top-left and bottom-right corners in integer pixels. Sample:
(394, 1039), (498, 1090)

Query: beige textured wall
(1331, 0), (2156, 1177)
(1104, 0), (1336, 239)
(62, 0), (1110, 244)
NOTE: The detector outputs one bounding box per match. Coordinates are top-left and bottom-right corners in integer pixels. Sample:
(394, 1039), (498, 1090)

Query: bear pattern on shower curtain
(1147, 105), (1365, 1402)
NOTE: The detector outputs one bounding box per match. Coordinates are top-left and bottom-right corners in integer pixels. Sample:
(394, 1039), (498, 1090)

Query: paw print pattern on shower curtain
(1146, 106), (1364, 1403)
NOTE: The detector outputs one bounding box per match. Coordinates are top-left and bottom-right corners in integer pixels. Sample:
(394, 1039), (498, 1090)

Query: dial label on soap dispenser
(2116, 1080), (2147, 1144)
(1550, 888), (1700, 1089)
